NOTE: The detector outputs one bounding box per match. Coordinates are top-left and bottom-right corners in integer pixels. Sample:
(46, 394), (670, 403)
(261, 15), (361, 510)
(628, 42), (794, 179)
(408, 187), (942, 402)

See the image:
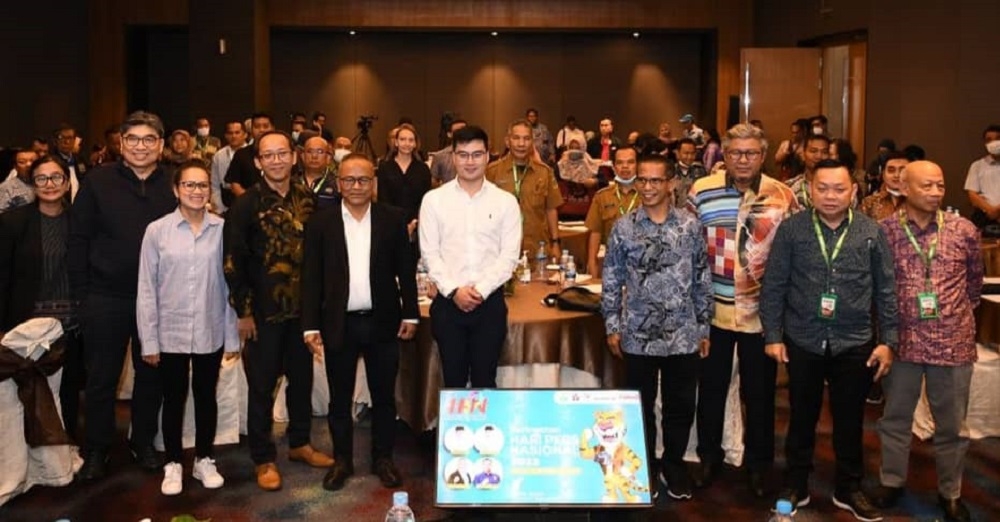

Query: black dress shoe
(692, 460), (720, 489)
(747, 469), (767, 498)
(832, 489), (883, 522)
(373, 458), (403, 488)
(872, 484), (903, 509)
(938, 495), (971, 522)
(77, 450), (110, 481)
(129, 441), (161, 472)
(322, 461), (354, 491)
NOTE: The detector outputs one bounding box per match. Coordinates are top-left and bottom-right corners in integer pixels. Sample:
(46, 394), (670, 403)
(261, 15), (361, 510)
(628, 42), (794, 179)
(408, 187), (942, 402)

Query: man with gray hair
(70, 111), (177, 480)
(687, 123), (800, 497)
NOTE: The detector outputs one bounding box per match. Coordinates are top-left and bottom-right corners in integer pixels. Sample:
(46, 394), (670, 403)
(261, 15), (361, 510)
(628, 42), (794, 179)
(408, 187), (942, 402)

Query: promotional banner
(435, 389), (653, 507)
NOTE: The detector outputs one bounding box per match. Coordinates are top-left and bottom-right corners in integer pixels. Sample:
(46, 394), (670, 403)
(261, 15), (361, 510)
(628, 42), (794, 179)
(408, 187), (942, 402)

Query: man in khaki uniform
(486, 119), (564, 258)
(584, 146), (638, 273)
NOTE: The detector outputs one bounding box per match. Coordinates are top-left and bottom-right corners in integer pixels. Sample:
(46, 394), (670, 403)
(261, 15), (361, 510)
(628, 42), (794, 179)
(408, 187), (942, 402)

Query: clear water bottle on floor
(767, 499), (794, 521)
(385, 491), (416, 522)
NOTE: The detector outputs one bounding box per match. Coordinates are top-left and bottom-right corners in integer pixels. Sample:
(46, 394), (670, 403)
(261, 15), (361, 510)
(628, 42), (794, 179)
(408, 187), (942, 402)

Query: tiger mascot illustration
(579, 408), (648, 503)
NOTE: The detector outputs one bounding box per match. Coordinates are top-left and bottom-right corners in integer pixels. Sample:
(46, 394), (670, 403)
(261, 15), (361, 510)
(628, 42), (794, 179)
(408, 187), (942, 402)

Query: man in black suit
(301, 153), (419, 492)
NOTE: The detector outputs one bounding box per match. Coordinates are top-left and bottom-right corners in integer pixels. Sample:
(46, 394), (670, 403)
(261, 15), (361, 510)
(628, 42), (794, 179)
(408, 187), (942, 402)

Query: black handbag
(551, 286), (602, 313)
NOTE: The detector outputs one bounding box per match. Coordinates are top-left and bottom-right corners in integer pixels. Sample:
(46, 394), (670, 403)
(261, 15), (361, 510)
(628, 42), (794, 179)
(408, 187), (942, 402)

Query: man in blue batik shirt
(602, 154), (713, 502)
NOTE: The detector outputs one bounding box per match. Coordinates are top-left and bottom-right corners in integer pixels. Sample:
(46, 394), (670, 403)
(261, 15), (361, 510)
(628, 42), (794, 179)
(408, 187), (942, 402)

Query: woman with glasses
(0, 155), (84, 440)
(136, 160), (240, 495)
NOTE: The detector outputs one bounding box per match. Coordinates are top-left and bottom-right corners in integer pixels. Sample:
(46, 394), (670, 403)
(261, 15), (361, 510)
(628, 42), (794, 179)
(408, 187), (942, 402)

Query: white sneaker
(161, 462), (183, 495)
(193, 457), (225, 489)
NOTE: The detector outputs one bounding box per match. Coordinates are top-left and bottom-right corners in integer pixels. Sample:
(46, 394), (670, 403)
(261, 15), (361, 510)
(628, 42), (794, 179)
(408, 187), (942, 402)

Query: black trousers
(58, 327), (84, 441)
(696, 326), (776, 470)
(243, 317), (314, 465)
(430, 290), (507, 389)
(159, 349), (224, 463)
(82, 294), (162, 451)
(784, 341), (873, 493)
(325, 313), (400, 464)
(624, 351), (700, 468)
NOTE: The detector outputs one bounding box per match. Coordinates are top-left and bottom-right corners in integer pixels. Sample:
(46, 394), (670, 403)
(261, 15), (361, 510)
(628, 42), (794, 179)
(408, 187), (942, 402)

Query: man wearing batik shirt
(874, 161), (983, 522)
(687, 123), (799, 497)
(860, 152), (908, 222)
(602, 154), (712, 502)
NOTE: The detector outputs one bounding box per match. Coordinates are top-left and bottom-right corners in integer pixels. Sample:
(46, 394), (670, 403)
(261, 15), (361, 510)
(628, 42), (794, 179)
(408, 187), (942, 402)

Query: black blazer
(300, 202), (418, 350)
(0, 204), (49, 330)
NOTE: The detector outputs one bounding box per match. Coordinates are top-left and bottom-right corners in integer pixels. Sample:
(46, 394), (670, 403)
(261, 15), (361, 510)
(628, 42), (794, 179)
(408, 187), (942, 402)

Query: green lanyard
(812, 209), (853, 269)
(900, 209), (944, 290)
(309, 174), (328, 194)
(615, 186), (638, 215)
(512, 164), (526, 201)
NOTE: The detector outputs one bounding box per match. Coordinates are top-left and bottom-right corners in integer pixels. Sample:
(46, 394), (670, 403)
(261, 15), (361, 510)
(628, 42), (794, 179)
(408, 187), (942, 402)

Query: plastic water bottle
(768, 499), (794, 521)
(385, 491), (416, 522)
(535, 241), (548, 280)
(564, 255), (577, 288)
(416, 259), (429, 299)
(559, 249), (570, 272)
(519, 251), (531, 284)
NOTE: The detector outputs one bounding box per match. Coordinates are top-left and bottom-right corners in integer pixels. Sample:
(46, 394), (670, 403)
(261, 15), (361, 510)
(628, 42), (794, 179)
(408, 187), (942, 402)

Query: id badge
(818, 293), (838, 320)
(917, 292), (939, 320)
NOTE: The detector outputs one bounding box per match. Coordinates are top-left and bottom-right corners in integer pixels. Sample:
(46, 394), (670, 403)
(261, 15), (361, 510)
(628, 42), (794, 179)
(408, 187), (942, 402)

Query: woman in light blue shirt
(136, 160), (240, 496)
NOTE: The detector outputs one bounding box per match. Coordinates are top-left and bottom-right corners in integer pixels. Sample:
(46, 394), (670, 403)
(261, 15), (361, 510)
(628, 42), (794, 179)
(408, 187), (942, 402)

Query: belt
(346, 310), (373, 317)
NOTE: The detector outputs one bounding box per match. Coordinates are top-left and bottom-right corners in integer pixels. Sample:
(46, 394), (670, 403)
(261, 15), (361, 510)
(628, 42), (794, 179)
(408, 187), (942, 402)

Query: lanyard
(309, 174), (328, 194)
(615, 185), (638, 215)
(812, 209), (853, 269)
(900, 209), (944, 289)
(512, 164), (526, 200)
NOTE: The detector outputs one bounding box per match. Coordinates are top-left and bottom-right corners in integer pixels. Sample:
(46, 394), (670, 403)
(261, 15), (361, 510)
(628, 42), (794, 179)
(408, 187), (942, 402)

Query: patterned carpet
(2, 390), (999, 522)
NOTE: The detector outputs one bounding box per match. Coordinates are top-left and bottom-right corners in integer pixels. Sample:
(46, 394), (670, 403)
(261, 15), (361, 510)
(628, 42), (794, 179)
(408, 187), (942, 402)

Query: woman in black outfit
(0, 155), (82, 440)
(375, 123), (431, 251)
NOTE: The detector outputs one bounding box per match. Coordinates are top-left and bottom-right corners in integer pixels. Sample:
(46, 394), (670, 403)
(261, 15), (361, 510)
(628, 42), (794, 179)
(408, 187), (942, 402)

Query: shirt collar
(169, 207), (222, 230)
(635, 205), (678, 225)
(724, 170), (763, 194)
(449, 177), (490, 198)
(341, 201), (372, 223)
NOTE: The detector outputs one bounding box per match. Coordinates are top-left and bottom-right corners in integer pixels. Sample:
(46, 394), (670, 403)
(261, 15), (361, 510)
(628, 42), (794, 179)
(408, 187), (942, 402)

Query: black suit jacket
(0, 204), (47, 330)
(300, 202), (418, 350)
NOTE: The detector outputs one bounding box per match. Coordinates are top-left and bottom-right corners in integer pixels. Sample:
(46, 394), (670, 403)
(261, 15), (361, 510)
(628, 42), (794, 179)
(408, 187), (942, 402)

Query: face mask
(333, 148), (351, 162)
(291, 131), (301, 142)
(196, 127), (210, 138)
(986, 140), (1000, 156)
(812, 126), (824, 135)
(614, 175), (635, 186)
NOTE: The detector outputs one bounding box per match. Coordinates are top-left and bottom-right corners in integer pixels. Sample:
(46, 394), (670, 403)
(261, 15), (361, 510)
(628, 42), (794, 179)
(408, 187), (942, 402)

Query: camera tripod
(351, 130), (376, 161)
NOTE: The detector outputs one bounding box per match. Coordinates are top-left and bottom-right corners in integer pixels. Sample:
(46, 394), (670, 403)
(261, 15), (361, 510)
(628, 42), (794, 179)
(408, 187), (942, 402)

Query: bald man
(874, 161), (983, 522)
(301, 136), (339, 208)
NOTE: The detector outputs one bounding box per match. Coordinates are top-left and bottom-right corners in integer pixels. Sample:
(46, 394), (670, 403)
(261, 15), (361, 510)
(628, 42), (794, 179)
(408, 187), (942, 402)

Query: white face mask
(812, 126), (824, 135)
(333, 148), (351, 163)
(291, 131), (301, 142)
(986, 140), (1000, 156)
(196, 127), (210, 138)
(614, 175), (635, 186)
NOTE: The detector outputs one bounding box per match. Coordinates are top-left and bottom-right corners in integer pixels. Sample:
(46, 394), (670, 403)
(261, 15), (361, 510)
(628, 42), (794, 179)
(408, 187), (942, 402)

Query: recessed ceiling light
(491, 31), (498, 37)
(632, 32), (640, 38)
(349, 30), (357, 36)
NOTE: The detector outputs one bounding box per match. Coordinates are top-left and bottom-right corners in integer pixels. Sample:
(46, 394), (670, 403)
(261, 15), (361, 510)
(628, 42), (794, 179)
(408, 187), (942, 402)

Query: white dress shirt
(343, 202), (373, 312)
(418, 179), (522, 298)
(210, 143), (245, 212)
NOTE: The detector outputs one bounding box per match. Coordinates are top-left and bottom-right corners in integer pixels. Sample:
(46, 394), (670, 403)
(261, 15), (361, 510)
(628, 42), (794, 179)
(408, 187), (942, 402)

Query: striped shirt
(687, 172), (800, 333)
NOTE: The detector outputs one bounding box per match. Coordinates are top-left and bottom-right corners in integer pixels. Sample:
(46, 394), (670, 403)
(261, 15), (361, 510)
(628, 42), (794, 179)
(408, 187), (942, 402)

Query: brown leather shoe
(288, 445), (335, 468)
(255, 463), (282, 491)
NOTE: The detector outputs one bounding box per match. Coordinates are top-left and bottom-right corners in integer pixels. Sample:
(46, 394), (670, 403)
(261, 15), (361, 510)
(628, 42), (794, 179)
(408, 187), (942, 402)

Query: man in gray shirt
(760, 159), (896, 522)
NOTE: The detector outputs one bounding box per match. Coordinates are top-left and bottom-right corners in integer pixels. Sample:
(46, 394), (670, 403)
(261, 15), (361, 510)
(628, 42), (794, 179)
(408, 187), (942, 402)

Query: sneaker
(161, 462), (183, 496)
(833, 490), (883, 522)
(661, 464), (693, 501)
(193, 457), (225, 489)
(774, 487), (811, 515)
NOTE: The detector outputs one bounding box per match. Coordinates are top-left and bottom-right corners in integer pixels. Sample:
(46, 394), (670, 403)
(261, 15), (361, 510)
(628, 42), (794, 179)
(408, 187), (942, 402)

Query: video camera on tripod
(357, 114), (378, 135)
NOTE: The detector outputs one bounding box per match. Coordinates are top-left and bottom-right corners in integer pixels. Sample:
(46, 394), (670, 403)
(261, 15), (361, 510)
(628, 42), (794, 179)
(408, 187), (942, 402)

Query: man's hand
(407, 219), (418, 239)
(223, 352), (240, 362)
(867, 344), (894, 381)
(765, 342), (788, 363)
(453, 286), (483, 313)
(397, 322), (417, 340)
(548, 242), (562, 260)
(304, 332), (324, 361)
(698, 338), (710, 358)
(426, 281), (438, 299)
(987, 204), (1000, 221)
(238, 316), (257, 346)
(142, 354), (160, 367)
(606, 333), (622, 359)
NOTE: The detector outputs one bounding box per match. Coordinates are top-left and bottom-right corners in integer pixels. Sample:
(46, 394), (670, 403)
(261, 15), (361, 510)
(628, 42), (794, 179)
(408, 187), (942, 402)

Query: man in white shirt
(419, 126), (521, 389)
(209, 120), (247, 213)
(965, 123), (1000, 237)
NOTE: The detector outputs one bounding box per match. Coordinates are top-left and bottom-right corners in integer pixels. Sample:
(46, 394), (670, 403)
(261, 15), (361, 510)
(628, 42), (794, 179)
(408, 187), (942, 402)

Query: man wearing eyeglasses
(301, 153), (418, 492)
(223, 130), (332, 491)
(52, 123), (85, 201)
(69, 111), (177, 481)
(602, 154), (713, 501)
(300, 136), (339, 209)
(687, 123), (799, 497)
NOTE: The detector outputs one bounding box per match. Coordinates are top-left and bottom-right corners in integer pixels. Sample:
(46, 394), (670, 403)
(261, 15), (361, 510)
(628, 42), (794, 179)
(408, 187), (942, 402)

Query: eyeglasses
(304, 149), (329, 157)
(635, 177), (670, 187)
(178, 181), (211, 192)
(123, 134), (160, 148)
(338, 176), (374, 187)
(33, 174), (67, 187)
(725, 149), (763, 161)
(259, 150), (292, 162)
(455, 151), (488, 162)
(56, 134), (75, 142)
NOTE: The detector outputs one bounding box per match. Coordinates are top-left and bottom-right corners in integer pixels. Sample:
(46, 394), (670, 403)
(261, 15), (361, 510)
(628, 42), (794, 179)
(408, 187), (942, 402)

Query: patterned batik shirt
(602, 206), (713, 357)
(880, 211), (983, 366)
(687, 172), (799, 333)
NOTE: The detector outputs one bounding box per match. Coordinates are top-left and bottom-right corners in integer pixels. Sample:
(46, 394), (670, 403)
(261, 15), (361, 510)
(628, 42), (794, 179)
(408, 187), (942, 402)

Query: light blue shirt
(137, 208), (239, 355)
